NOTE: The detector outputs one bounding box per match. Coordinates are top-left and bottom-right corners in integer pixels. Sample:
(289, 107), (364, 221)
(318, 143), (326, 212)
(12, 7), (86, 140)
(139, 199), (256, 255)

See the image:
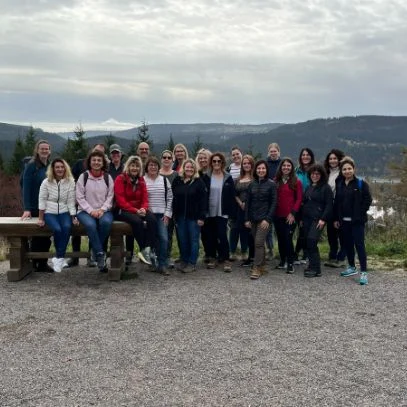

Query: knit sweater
(38, 178), (76, 215)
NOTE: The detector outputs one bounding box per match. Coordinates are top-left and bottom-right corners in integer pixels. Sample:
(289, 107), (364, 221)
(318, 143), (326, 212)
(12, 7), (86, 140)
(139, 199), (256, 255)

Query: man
(108, 144), (124, 179)
(137, 142), (150, 166)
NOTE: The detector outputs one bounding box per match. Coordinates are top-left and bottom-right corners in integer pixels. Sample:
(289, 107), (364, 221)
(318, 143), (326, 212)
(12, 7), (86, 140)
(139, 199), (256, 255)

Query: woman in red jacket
(274, 158), (303, 274)
(114, 155), (157, 265)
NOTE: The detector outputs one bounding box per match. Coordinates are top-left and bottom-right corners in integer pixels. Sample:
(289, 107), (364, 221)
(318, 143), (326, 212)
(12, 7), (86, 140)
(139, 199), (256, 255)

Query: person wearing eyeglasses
(160, 150), (178, 268)
(203, 152), (237, 272)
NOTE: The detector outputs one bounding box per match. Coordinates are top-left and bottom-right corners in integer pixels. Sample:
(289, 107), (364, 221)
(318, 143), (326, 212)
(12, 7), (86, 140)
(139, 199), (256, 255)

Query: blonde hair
(339, 156), (355, 170)
(195, 148), (212, 172)
(46, 158), (73, 182)
(173, 143), (189, 160)
(123, 155), (144, 176)
(180, 158), (200, 179)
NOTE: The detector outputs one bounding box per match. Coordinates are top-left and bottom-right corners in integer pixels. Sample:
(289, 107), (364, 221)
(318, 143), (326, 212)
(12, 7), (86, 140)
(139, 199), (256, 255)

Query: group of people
(21, 139), (372, 284)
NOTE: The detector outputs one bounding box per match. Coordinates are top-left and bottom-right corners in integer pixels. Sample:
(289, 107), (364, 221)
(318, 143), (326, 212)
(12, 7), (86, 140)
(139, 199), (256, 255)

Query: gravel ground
(0, 258), (406, 407)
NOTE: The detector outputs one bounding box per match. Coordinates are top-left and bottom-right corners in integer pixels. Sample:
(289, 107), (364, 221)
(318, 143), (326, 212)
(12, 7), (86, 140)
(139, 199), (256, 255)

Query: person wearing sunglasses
(203, 152), (237, 272)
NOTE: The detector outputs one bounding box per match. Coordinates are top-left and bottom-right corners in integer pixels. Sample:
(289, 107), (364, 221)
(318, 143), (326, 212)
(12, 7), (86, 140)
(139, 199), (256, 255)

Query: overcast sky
(1, 0), (406, 132)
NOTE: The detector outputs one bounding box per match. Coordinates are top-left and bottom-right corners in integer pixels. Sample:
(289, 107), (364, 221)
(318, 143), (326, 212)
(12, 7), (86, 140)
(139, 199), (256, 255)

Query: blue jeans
(44, 212), (72, 258)
(77, 211), (113, 256)
(176, 218), (201, 265)
(340, 221), (367, 271)
(154, 213), (168, 267)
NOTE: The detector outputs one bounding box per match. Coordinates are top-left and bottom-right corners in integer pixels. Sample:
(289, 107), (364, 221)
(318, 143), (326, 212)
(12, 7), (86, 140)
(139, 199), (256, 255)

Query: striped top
(144, 175), (173, 218)
(228, 163), (241, 180)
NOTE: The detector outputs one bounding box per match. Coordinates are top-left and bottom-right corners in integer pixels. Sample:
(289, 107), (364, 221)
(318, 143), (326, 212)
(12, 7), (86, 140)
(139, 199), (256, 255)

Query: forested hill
(1, 115), (406, 176)
(226, 116), (407, 176)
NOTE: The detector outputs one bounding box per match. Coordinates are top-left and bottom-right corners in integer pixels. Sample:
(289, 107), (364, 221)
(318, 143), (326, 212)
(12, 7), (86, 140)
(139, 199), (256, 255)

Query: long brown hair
(275, 157), (298, 190)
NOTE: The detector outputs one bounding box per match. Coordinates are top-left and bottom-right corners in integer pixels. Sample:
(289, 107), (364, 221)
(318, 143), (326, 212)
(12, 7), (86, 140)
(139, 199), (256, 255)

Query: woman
(294, 147), (315, 264)
(160, 150), (178, 268)
(76, 150), (114, 273)
(144, 156), (173, 275)
(38, 158), (78, 272)
(244, 160), (277, 279)
(114, 155), (157, 266)
(172, 143), (189, 173)
(233, 155), (255, 267)
(195, 148), (212, 262)
(265, 142), (282, 259)
(301, 164), (333, 278)
(334, 156), (372, 285)
(172, 159), (207, 273)
(323, 149), (346, 268)
(274, 158), (303, 274)
(203, 152), (237, 272)
(21, 139), (53, 272)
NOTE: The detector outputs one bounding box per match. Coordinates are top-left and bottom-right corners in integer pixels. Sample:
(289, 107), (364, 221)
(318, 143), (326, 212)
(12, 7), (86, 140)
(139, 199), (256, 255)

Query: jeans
(340, 221), (367, 271)
(176, 218), (201, 265)
(205, 216), (230, 262)
(274, 217), (296, 266)
(44, 212), (72, 258)
(154, 213), (169, 267)
(77, 211), (113, 256)
(303, 218), (324, 273)
(327, 221), (346, 261)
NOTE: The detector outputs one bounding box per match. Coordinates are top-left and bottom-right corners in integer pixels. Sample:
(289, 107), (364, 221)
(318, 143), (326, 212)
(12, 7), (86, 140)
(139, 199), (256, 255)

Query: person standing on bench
(76, 150), (114, 273)
(21, 139), (53, 273)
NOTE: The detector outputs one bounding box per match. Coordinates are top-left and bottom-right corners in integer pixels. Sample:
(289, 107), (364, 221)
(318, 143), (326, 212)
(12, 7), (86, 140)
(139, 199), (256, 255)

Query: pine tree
(104, 133), (117, 151)
(246, 138), (262, 161)
(60, 124), (89, 166)
(136, 119), (154, 152)
(167, 133), (175, 152)
(7, 137), (27, 175)
(24, 126), (37, 156)
(190, 135), (203, 159)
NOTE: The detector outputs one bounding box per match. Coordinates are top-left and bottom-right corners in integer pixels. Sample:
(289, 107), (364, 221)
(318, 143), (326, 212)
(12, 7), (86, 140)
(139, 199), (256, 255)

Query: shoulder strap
(104, 172), (109, 188)
(164, 176), (168, 204)
(83, 171), (89, 187)
(357, 178), (363, 190)
(84, 171), (109, 187)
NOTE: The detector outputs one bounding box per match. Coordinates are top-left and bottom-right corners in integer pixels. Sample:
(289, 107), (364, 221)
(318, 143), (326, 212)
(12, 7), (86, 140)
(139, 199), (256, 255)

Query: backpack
(83, 171), (110, 188)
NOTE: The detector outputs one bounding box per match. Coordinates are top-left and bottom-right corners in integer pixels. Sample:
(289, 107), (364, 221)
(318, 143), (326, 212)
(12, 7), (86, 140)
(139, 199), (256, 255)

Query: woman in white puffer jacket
(38, 158), (78, 272)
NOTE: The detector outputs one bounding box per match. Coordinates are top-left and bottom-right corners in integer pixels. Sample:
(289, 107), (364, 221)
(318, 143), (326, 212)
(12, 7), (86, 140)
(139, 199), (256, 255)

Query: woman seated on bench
(76, 150), (114, 273)
(38, 158), (78, 272)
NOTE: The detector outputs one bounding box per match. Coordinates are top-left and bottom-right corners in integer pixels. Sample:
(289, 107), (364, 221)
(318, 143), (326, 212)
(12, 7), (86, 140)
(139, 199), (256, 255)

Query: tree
(389, 146), (407, 198)
(24, 126), (37, 156)
(104, 133), (117, 151)
(190, 135), (203, 159)
(246, 138), (262, 161)
(60, 124), (89, 166)
(0, 152), (4, 172)
(167, 133), (175, 152)
(127, 137), (138, 156)
(7, 137), (27, 175)
(136, 119), (154, 152)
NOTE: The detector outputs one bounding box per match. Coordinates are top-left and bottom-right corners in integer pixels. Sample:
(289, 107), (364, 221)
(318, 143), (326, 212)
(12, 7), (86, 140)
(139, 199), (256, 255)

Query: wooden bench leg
(109, 234), (124, 281)
(7, 237), (31, 282)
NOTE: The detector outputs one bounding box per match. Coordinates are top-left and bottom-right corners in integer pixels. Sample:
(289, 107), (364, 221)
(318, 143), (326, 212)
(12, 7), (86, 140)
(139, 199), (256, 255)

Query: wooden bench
(0, 217), (133, 282)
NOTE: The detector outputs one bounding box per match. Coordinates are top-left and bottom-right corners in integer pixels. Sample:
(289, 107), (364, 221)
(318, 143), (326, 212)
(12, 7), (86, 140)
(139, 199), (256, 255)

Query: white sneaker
(53, 257), (64, 273)
(62, 259), (69, 268)
(137, 247), (152, 265)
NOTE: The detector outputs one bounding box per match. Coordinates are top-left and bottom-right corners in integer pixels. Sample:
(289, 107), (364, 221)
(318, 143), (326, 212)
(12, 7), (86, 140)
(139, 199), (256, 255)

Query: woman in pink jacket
(76, 150), (114, 273)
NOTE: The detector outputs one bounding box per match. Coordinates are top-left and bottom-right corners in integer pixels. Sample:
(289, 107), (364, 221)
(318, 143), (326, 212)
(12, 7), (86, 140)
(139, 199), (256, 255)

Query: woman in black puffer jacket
(301, 164), (333, 278)
(244, 160), (277, 279)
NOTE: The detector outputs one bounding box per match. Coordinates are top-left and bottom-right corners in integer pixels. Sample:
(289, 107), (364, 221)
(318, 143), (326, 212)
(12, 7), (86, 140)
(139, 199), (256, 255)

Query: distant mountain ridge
(1, 116), (406, 176)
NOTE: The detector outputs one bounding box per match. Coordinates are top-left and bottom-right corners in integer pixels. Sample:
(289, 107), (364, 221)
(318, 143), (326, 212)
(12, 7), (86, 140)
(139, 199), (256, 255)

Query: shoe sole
(137, 253), (152, 265)
(340, 272), (358, 277)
